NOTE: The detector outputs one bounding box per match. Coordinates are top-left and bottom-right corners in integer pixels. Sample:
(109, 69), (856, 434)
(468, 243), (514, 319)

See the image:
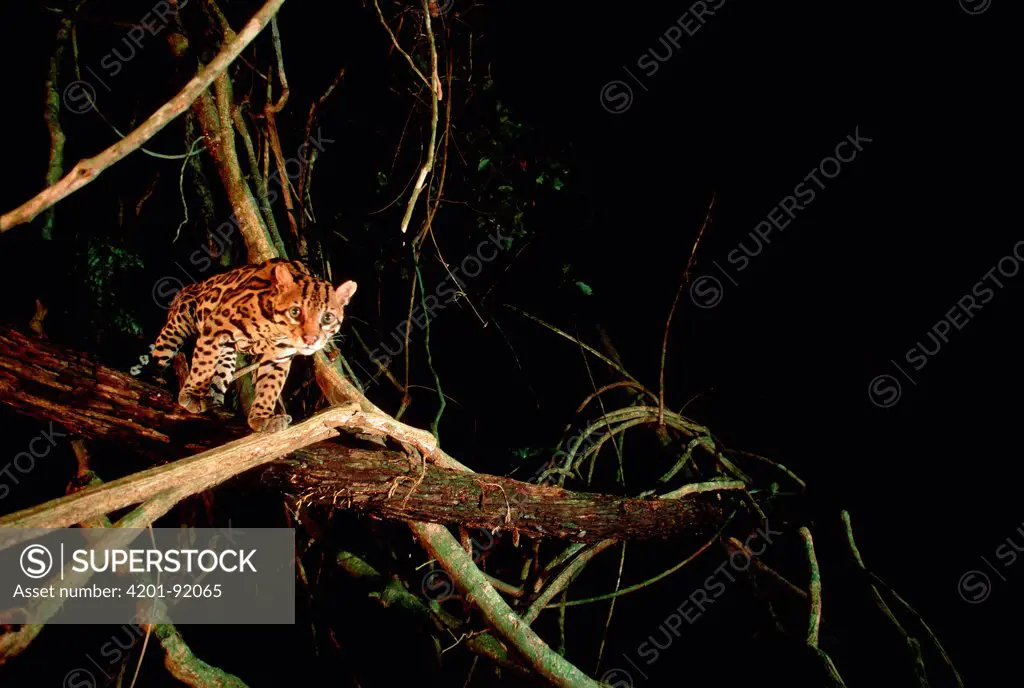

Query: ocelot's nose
(302, 335), (318, 345)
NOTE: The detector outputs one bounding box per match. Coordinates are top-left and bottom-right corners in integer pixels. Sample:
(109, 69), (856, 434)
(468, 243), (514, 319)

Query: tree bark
(0, 325), (729, 542)
(266, 445), (725, 542)
(0, 325), (243, 458)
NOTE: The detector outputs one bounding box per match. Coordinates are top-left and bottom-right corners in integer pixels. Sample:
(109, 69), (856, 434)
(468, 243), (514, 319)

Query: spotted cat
(150, 258), (357, 432)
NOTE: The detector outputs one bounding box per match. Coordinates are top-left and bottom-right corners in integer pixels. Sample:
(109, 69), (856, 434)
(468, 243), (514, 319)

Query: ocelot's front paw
(248, 413), (292, 433)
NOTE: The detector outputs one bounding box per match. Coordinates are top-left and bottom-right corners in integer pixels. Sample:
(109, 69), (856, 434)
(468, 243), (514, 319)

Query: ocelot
(148, 258), (357, 432)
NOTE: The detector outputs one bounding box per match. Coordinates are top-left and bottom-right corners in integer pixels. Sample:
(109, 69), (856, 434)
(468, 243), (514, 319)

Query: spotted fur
(150, 258), (357, 432)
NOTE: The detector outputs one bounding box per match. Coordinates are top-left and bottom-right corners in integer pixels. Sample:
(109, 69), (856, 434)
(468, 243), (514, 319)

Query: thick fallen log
(266, 445), (725, 541)
(0, 324), (729, 541)
(0, 325), (244, 457)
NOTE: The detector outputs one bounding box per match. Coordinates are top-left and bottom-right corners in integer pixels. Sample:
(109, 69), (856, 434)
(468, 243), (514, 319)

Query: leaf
(552, 177), (564, 191)
(478, 157), (491, 171)
(575, 281), (593, 296)
(535, 172), (547, 185)
(498, 184), (514, 193)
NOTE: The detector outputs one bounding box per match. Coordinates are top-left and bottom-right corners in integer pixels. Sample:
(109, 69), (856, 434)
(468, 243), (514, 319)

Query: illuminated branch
(0, 0), (288, 233)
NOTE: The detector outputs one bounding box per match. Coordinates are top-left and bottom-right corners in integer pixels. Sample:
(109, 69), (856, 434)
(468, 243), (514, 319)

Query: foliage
(78, 238), (145, 341)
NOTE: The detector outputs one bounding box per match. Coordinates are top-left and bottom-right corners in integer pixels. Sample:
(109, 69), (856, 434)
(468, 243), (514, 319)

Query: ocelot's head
(269, 264), (357, 355)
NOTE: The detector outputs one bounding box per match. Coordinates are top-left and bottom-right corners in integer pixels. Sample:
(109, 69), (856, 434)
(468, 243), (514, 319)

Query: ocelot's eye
(288, 307), (301, 318)
(321, 312), (335, 325)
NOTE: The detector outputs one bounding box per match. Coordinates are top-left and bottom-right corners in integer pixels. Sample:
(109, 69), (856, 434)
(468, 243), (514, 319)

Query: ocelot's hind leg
(150, 299), (195, 382)
(178, 333), (231, 414)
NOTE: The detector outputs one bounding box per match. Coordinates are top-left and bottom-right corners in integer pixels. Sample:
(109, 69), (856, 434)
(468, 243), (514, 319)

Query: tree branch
(265, 445), (726, 542)
(41, 15), (72, 240)
(1, 452), (245, 682)
(0, 0), (288, 233)
(412, 521), (601, 688)
(0, 324), (732, 687)
(0, 325), (728, 546)
(397, 0), (441, 234)
(335, 550), (531, 676)
(0, 404), (359, 550)
(192, 73), (277, 263)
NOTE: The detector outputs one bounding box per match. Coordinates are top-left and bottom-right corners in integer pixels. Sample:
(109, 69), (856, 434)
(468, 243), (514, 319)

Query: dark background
(0, 0), (1017, 686)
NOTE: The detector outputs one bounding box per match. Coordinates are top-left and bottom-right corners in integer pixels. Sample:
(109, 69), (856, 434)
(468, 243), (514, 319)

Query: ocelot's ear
(272, 264), (294, 287)
(335, 280), (357, 306)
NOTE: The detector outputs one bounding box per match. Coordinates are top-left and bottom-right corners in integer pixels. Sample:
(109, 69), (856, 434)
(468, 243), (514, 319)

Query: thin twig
(396, 268), (419, 419)
(230, 105), (287, 254)
(127, 621), (151, 688)
(539, 543), (587, 582)
(173, 137), (208, 242)
(730, 448), (807, 490)
(266, 16), (290, 112)
(524, 539), (617, 624)
(595, 541), (628, 673)
(484, 575), (523, 598)
(350, 325), (405, 392)
(505, 305), (646, 387)
(299, 68), (345, 226)
(576, 333), (630, 487)
(577, 418), (648, 487)
(842, 511), (955, 688)
(576, 381), (659, 413)
(396, 0), (442, 234)
(416, 261), (446, 441)
(41, 15), (72, 240)
(658, 191), (716, 426)
(549, 513), (736, 610)
(724, 536), (807, 600)
(258, 16), (302, 253)
(265, 116), (303, 252)
(415, 55), (453, 252)
(372, 0), (432, 90)
(866, 572), (962, 687)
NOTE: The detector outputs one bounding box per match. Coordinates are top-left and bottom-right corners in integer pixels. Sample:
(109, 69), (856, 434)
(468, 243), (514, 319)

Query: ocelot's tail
(131, 289), (195, 379)
(129, 343), (157, 378)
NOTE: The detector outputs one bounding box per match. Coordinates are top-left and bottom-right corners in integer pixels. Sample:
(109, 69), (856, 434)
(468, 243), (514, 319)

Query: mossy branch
(41, 15), (72, 240)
